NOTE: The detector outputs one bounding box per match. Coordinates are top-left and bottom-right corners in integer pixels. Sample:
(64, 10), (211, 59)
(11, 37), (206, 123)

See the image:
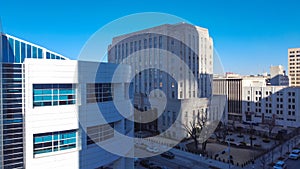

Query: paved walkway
(166, 134), (300, 169)
(170, 148), (231, 169)
(234, 135), (300, 169)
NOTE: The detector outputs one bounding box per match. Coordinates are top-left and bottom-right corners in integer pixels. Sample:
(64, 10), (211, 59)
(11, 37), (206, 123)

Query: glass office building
(0, 33), (133, 169)
(0, 33), (69, 169)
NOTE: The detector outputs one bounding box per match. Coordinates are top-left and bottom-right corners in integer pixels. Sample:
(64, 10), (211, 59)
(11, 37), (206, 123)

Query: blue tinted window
(46, 52), (50, 59)
(51, 54), (55, 59)
(26, 44), (32, 58)
(15, 40), (20, 63)
(2, 35), (8, 62)
(21, 42), (26, 63)
(38, 48), (43, 59)
(33, 129), (77, 155)
(32, 46), (37, 58)
(33, 84), (76, 107)
(8, 38), (14, 63)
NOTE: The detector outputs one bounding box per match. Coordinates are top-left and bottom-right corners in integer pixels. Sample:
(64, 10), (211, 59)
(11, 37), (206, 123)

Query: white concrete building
(242, 76), (300, 128)
(108, 23), (225, 140)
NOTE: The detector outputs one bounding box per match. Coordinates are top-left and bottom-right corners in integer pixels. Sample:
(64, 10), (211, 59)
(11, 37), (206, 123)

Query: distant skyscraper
(269, 65), (289, 86)
(270, 65), (284, 78)
(288, 48), (300, 86)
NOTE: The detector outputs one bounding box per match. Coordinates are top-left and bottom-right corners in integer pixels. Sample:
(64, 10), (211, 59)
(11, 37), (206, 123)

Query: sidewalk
(168, 134), (300, 169)
(171, 148), (231, 169)
(237, 135), (300, 169)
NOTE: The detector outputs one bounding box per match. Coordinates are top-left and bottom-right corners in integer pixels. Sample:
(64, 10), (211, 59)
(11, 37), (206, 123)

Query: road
(285, 159), (300, 169)
(134, 147), (212, 169)
(136, 155), (209, 169)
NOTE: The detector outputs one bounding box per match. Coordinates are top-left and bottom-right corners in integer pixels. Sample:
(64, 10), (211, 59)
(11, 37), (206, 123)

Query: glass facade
(1, 35), (66, 64)
(33, 84), (76, 107)
(0, 34), (70, 168)
(1, 64), (24, 169)
(33, 129), (77, 155)
(86, 83), (113, 103)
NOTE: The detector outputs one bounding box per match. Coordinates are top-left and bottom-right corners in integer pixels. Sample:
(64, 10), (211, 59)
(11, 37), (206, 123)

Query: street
(285, 158), (300, 169)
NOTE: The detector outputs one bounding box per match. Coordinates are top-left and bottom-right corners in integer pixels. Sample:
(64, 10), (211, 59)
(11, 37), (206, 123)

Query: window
(38, 48), (43, 59)
(154, 37), (157, 48)
(33, 129), (77, 155)
(32, 46), (37, 58)
(33, 84), (76, 107)
(159, 36), (162, 48)
(21, 42), (26, 63)
(149, 38), (152, 48)
(46, 52), (50, 59)
(8, 38), (14, 62)
(86, 83), (113, 103)
(87, 123), (114, 145)
(144, 39), (147, 49)
(15, 40), (20, 63)
(171, 82), (175, 88)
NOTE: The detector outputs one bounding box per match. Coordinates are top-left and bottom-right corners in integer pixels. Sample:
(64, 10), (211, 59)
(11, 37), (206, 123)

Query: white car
(273, 161), (287, 169)
(289, 149), (300, 160)
(146, 146), (159, 153)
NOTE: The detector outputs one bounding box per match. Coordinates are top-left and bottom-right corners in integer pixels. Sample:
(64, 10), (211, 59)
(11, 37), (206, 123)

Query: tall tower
(108, 23), (215, 139)
(288, 48), (300, 86)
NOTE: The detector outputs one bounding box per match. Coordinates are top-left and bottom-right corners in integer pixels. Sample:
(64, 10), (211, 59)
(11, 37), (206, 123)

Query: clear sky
(1, 0), (300, 75)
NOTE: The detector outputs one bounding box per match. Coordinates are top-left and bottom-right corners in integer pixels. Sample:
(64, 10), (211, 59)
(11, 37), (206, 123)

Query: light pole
(228, 141), (231, 169)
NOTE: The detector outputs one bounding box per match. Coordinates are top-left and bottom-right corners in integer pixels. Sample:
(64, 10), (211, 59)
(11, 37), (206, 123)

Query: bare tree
(182, 110), (211, 153)
(214, 121), (227, 142)
(286, 140), (291, 153)
(248, 123), (255, 147)
(260, 154), (269, 169)
(264, 118), (276, 138)
(197, 110), (209, 152)
(182, 120), (200, 150)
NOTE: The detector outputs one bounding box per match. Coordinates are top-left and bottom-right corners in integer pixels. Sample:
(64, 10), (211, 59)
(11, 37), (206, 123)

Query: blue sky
(1, 0), (300, 75)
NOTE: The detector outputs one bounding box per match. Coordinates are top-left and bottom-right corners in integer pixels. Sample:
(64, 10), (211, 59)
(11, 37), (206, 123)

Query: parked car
(160, 151), (175, 159)
(146, 146), (159, 153)
(273, 161), (287, 169)
(140, 159), (155, 168)
(289, 149), (300, 160)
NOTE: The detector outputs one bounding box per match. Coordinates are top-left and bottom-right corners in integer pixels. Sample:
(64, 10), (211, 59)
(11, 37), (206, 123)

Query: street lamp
(228, 141), (231, 169)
